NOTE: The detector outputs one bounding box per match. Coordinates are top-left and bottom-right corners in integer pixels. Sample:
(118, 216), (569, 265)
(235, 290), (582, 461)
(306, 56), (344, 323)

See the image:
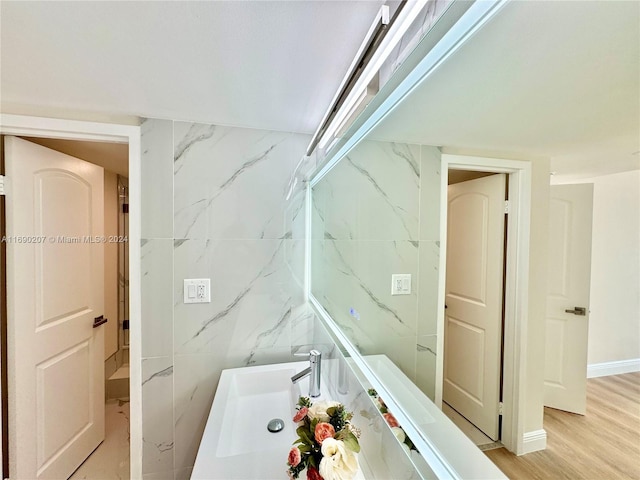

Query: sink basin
(216, 366), (300, 457)
(192, 361), (325, 480)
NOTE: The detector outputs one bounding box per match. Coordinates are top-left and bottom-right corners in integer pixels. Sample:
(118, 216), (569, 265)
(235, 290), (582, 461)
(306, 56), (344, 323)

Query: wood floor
(485, 372), (640, 479)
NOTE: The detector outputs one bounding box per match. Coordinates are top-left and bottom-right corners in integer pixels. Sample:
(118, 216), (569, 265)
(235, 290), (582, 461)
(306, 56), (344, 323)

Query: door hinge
(504, 200), (510, 214)
(498, 401), (504, 416)
(0, 175), (5, 196)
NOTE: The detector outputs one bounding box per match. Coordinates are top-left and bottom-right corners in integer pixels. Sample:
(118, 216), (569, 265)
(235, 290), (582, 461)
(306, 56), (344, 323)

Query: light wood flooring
(485, 372), (640, 479)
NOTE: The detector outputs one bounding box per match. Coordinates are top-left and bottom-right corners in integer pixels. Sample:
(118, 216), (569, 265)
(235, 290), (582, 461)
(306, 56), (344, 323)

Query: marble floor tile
(70, 399), (130, 480)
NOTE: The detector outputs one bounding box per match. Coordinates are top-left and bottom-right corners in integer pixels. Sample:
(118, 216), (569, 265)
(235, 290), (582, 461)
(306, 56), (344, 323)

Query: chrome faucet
(291, 349), (322, 397)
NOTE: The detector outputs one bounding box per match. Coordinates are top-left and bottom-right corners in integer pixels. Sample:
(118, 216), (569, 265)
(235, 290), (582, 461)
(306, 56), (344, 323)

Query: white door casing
(544, 184), (593, 414)
(5, 136), (105, 479)
(444, 174), (506, 440)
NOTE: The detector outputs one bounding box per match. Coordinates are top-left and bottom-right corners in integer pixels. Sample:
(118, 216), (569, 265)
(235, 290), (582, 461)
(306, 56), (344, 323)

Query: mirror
(310, 0), (639, 473)
(311, 139), (441, 397)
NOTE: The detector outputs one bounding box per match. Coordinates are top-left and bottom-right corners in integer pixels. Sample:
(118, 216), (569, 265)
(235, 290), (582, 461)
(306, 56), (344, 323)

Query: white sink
(216, 365), (301, 457)
(191, 361), (324, 480)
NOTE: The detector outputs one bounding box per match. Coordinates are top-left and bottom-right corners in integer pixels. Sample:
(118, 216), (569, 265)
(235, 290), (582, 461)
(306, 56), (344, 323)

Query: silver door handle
(565, 307), (586, 316)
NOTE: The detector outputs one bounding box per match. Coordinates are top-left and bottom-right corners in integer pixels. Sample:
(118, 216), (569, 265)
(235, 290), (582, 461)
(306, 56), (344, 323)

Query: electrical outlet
(184, 278), (211, 303)
(391, 274), (411, 295)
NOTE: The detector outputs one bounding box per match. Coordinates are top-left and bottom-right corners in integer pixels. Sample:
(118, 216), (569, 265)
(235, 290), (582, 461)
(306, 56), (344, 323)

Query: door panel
(544, 184), (593, 414)
(444, 173), (506, 441)
(5, 136), (104, 479)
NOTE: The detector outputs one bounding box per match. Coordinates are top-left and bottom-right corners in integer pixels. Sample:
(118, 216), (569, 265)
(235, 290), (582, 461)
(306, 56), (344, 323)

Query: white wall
(553, 170), (640, 366)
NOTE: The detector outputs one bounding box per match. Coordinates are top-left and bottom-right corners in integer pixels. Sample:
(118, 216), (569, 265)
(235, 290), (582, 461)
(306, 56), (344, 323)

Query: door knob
(564, 307), (586, 316)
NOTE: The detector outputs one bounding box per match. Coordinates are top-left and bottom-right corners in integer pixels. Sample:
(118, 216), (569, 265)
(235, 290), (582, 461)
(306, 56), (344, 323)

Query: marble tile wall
(311, 139), (441, 399)
(140, 118), (315, 479)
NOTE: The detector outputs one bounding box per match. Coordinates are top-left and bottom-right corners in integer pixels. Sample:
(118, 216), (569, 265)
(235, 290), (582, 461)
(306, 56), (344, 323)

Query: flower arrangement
(287, 397), (360, 480)
(368, 389), (417, 454)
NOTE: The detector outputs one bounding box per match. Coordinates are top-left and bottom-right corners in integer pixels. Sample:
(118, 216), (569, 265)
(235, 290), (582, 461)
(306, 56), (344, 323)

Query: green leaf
(342, 431), (360, 453)
(298, 444), (311, 453)
(326, 406), (337, 416)
(296, 426), (313, 445)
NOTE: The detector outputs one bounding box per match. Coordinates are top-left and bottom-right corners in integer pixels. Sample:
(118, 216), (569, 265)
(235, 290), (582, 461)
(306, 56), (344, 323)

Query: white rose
(391, 427), (406, 443)
(307, 400), (340, 422)
(319, 438), (359, 480)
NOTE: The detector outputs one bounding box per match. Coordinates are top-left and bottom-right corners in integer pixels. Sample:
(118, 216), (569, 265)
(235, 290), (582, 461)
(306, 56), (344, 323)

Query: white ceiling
(371, 0), (640, 179)
(1, 0), (385, 134)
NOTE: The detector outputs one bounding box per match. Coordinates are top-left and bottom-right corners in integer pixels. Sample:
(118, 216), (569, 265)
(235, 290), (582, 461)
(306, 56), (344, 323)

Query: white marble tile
(416, 335), (438, 400)
(69, 400), (130, 480)
(173, 238), (304, 360)
(141, 239), (173, 358)
(417, 240), (440, 336)
(173, 122), (309, 240)
(141, 118), (174, 239)
(318, 140), (420, 241)
(142, 357), (174, 476)
(419, 146), (441, 242)
(316, 239), (419, 349)
(173, 354), (224, 471)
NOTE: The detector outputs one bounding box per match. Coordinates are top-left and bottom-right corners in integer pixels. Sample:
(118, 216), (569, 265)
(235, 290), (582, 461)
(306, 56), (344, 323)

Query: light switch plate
(391, 274), (411, 295)
(184, 278), (211, 303)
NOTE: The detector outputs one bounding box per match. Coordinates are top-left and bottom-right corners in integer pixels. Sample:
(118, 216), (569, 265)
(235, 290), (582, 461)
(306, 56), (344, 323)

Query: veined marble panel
(173, 122), (309, 240)
(417, 240), (440, 337)
(314, 239), (419, 339)
(419, 146), (442, 242)
(416, 335), (438, 400)
(173, 354), (223, 471)
(141, 239), (173, 358)
(142, 357), (174, 476)
(317, 140), (420, 241)
(141, 119), (174, 239)
(173, 238), (304, 360)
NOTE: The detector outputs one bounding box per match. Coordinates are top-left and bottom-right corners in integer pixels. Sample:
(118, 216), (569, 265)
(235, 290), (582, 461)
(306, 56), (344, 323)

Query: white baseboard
(587, 358), (640, 378)
(520, 429), (547, 455)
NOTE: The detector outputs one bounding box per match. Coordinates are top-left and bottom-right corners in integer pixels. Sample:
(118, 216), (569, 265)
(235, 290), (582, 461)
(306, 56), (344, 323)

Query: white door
(5, 136), (105, 479)
(544, 184), (593, 414)
(444, 174), (506, 440)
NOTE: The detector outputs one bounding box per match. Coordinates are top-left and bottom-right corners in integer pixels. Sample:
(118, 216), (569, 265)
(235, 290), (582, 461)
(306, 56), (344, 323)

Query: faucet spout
(291, 366), (311, 384)
(291, 349), (322, 397)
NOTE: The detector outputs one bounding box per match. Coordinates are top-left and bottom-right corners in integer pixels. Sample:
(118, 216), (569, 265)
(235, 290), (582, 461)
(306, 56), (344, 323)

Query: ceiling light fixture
(306, 1), (430, 156)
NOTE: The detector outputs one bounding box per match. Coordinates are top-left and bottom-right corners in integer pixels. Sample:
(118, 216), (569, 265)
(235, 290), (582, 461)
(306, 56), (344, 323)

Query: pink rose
(314, 422), (336, 444)
(293, 406), (308, 423)
(307, 466), (324, 480)
(383, 412), (399, 428)
(288, 446), (301, 467)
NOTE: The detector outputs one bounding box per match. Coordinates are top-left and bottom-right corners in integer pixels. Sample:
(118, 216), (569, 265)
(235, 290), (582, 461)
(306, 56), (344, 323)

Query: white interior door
(544, 184), (593, 414)
(444, 173), (506, 441)
(5, 136), (105, 479)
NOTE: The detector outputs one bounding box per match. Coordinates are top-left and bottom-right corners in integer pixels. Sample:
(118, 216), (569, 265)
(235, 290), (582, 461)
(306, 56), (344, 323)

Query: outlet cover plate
(184, 278), (211, 303)
(391, 274), (411, 295)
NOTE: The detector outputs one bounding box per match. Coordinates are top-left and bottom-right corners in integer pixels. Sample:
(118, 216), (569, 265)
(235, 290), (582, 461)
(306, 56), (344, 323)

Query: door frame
(437, 154), (532, 455)
(0, 114), (142, 479)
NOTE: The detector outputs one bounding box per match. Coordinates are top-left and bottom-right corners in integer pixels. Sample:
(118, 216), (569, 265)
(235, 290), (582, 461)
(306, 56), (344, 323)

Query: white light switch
(184, 278), (211, 303)
(391, 274), (411, 295)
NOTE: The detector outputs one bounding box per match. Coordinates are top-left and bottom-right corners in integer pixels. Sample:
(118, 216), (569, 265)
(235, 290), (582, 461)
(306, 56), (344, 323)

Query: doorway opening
(0, 115), (141, 480)
(435, 154), (534, 455)
(442, 169), (508, 450)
